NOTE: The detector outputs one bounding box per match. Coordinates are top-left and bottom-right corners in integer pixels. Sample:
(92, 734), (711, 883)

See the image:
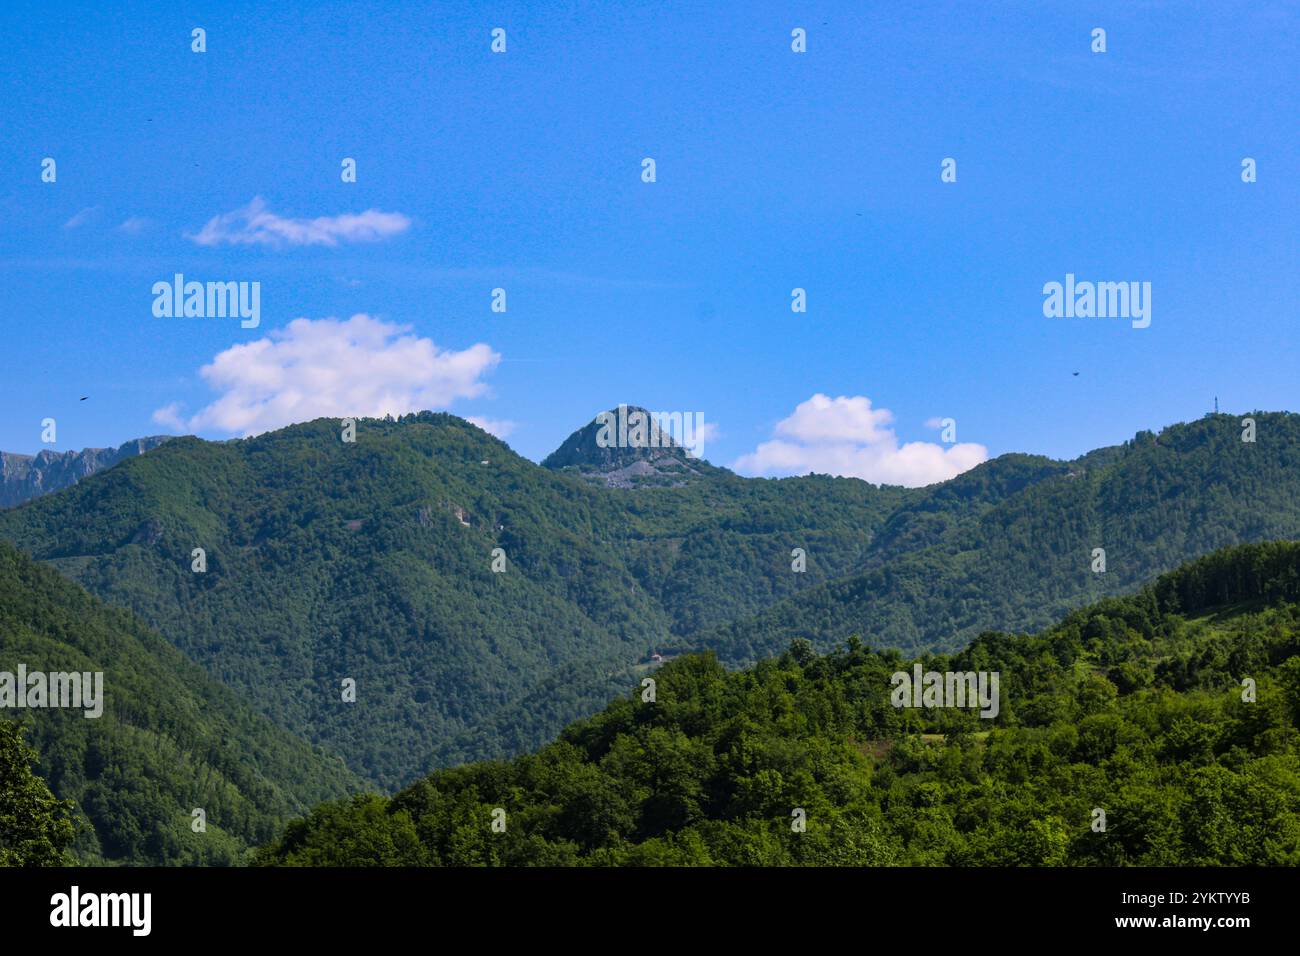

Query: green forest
(3, 410), (1299, 793)
(3, 410), (1300, 866)
(257, 541), (1300, 866)
(0, 539), (359, 865)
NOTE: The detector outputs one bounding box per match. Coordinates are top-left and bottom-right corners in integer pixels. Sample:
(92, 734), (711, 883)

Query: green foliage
(5, 410), (1300, 794)
(259, 542), (1300, 867)
(704, 413), (1300, 663)
(0, 719), (76, 866)
(0, 539), (360, 865)
(0, 414), (905, 787)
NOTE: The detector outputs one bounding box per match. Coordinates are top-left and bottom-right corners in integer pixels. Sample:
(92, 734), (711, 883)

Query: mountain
(256, 540), (1300, 866)
(0, 412), (904, 787)
(0, 539), (361, 865)
(701, 413), (1300, 664)
(0, 436), (170, 508)
(3, 408), (1299, 792)
(541, 405), (718, 488)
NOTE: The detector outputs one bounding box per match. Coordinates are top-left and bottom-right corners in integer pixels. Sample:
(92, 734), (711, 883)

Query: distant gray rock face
(542, 405), (718, 489)
(0, 437), (171, 508)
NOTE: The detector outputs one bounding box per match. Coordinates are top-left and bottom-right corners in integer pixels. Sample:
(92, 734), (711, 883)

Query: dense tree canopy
(0, 539), (359, 865)
(4, 410), (1298, 792)
(0, 720), (75, 866)
(257, 542), (1300, 867)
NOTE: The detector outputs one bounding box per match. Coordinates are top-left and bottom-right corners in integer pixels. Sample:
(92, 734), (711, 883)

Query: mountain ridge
(255, 539), (1300, 867)
(2, 408), (1296, 789)
(0, 436), (171, 508)
(542, 404), (719, 488)
(0, 538), (361, 864)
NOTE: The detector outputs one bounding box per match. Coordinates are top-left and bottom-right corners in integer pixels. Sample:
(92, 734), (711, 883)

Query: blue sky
(1, 1), (1295, 485)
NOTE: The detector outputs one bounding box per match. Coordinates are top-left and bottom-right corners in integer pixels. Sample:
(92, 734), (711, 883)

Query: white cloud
(731, 394), (987, 488)
(153, 314), (500, 437)
(151, 401), (186, 431)
(63, 207), (99, 229)
(466, 416), (517, 439)
(119, 216), (153, 235)
(186, 196), (411, 248)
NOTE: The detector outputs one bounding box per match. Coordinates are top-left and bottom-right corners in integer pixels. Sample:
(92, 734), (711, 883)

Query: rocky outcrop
(0, 436), (171, 508)
(541, 405), (718, 489)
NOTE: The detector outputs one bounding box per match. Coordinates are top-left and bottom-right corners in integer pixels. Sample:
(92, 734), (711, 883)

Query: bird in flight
(79, 396), (88, 400)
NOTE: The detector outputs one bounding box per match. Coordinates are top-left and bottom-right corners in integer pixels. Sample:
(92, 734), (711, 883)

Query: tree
(0, 720), (76, 866)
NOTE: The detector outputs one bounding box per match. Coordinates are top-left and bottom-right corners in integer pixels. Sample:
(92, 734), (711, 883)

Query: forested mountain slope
(702, 413), (1300, 663)
(0, 436), (170, 508)
(0, 540), (360, 865)
(257, 541), (1300, 867)
(0, 413), (905, 785)
(2, 409), (1296, 789)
